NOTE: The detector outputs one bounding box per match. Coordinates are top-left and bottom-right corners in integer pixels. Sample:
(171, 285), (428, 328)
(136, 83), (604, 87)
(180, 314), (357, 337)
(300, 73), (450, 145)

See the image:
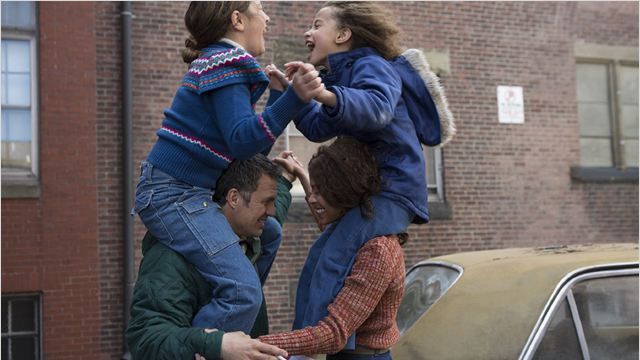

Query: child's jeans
(133, 161), (266, 332)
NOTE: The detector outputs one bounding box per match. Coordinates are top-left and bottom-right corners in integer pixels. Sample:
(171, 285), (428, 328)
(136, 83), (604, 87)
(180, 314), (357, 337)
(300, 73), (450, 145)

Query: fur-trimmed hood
(393, 48), (456, 146)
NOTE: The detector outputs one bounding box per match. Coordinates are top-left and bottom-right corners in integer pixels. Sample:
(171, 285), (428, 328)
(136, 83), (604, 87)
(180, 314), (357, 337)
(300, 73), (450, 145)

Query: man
(126, 154), (296, 360)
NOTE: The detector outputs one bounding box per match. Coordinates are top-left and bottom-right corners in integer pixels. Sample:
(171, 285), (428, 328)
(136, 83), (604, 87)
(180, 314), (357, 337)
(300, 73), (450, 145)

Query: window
(396, 262), (462, 335)
(574, 44), (639, 178)
(533, 298), (583, 360)
(1, 1), (38, 183)
(572, 276), (639, 359)
(284, 125), (330, 197)
(528, 268), (639, 360)
(1, 294), (41, 360)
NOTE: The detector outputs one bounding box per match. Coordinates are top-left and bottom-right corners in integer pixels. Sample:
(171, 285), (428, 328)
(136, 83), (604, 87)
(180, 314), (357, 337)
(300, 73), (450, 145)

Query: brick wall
(94, 2), (192, 357)
(1, 2), (101, 358)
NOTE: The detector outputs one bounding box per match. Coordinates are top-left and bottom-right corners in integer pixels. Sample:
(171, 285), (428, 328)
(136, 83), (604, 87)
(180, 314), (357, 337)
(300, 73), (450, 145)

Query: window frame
(1, 293), (43, 360)
(572, 43), (639, 183)
(1, 2), (40, 198)
(520, 263), (639, 359)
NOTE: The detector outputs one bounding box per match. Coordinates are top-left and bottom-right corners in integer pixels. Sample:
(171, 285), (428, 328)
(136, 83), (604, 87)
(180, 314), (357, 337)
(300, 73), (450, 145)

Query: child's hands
(283, 61), (302, 81)
(286, 61), (324, 102)
(265, 64), (289, 92)
(285, 61), (336, 107)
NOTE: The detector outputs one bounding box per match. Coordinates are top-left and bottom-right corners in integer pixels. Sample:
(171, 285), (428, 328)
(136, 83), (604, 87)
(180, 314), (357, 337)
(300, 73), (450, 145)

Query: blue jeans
(327, 351), (392, 360)
(133, 161), (265, 332)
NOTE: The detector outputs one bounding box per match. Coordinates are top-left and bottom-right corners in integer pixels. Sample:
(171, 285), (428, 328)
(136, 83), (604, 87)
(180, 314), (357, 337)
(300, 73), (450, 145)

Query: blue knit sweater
(147, 42), (307, 189)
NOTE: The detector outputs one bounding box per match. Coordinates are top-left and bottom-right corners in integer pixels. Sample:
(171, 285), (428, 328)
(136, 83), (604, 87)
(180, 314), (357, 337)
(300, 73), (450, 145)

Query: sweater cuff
(266, 88), (284, 107)
(267, 86), (309, 131)
(278, 175), (293, 190)
(202, 330), (225, 360)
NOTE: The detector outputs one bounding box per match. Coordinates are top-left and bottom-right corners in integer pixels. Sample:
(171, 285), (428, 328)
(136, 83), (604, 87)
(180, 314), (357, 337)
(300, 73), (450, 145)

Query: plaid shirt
(260, 235), (405, 355)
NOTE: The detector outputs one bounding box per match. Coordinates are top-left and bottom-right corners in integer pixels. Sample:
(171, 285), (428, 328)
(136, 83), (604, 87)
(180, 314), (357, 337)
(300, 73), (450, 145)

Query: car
(393, 243), (639, 360)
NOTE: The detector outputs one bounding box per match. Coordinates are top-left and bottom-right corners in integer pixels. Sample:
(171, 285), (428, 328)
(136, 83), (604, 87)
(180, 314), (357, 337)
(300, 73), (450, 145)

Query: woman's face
(308, 179), (346, 226)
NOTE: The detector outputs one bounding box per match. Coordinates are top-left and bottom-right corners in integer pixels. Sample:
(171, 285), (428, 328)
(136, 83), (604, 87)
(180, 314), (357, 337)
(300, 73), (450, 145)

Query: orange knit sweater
(259, 235), (405, 356)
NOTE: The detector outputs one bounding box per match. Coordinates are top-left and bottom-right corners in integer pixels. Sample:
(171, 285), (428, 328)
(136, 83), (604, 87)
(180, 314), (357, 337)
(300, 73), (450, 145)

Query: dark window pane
(12, 336), (35, 360)
(11, 300), (35, 332)
(573, 276), (639, 360)
(2, 299), (8, 333)
(2, 338), (8, 360)
(533, 298), (582, 360)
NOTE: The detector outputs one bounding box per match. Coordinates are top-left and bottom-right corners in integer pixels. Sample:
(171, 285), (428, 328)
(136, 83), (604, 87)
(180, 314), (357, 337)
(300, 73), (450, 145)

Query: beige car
(393, 243), (638, 360)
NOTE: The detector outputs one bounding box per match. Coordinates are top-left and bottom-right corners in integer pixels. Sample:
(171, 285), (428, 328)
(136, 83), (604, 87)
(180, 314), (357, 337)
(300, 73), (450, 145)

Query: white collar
(220, 38), (245, 50)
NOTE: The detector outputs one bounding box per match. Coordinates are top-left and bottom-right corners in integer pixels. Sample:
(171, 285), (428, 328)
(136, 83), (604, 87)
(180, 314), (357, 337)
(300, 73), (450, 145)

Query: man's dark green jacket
(125, 176), (292, 360)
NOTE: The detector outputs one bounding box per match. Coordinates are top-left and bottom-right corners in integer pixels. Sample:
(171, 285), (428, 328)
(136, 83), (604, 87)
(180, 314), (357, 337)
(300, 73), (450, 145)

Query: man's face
(228, 174), (277, 238)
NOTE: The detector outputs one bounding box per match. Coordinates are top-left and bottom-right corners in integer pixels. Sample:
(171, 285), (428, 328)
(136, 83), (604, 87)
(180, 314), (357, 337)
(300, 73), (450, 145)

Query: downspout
(121, 2), (134, 359)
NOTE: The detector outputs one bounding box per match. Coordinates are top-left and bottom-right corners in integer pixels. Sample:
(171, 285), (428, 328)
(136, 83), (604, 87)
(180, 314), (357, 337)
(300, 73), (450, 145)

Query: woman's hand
(273, 150), (305, 183)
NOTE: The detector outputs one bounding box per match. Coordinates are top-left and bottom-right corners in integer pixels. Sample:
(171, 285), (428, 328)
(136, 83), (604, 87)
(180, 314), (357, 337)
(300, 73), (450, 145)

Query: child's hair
(308, 136), (382, 219)
(323, 1), (402, 60)
(182, 1), (252, 64)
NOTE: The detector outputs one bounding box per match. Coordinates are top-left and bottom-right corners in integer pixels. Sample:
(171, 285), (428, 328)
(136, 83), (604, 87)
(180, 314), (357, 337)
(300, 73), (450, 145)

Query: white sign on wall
(497, 85), (525, 124)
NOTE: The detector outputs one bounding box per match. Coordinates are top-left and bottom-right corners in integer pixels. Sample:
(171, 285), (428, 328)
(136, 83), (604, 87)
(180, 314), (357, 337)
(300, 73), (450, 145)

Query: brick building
(1, 1), (637, 359)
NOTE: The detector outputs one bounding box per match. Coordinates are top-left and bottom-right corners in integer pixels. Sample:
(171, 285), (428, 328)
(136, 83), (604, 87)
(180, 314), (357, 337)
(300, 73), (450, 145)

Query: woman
(263, 137), (407, 360)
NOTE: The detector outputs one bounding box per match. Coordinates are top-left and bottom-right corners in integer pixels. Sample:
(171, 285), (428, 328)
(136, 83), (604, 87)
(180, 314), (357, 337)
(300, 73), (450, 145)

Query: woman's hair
(308, 137), (382, 219)
(323, 1), (402, 60)
(181, 1), (252, 64)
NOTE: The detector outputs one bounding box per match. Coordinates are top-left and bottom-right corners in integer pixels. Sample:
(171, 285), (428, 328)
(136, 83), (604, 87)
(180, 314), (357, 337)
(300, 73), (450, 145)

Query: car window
(396, 263), (460, 334)
(531, 273), (639, 360)
(532, 299), (583, 360)
(573, 276), (639, 360)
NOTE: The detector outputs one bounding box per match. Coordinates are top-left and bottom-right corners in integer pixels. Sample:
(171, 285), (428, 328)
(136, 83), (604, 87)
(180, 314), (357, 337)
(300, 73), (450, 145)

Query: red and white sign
(497, 86), (525, 124)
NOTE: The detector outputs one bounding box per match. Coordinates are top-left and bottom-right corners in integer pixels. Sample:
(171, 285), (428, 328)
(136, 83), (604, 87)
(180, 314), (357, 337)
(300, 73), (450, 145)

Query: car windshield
(396, 263), (461, 334)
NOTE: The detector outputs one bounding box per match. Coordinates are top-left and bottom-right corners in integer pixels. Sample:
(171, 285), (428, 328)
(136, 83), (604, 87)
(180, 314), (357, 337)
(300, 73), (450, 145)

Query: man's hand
(222, 331), (288, 360)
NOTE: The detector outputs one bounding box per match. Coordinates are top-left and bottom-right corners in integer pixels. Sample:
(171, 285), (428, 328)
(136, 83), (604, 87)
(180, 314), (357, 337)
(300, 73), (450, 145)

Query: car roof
(393, 243), (638, 360)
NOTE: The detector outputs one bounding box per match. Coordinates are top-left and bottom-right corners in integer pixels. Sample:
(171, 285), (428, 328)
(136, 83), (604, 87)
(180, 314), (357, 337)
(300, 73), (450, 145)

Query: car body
(392, 243), (639, 360)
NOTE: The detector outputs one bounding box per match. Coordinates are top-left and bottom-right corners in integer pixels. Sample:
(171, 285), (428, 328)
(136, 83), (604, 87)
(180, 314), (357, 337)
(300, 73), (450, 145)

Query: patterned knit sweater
(147, 42), (307, 189)
(259, 236), (405, 355)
